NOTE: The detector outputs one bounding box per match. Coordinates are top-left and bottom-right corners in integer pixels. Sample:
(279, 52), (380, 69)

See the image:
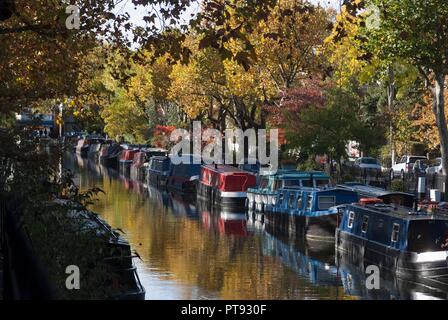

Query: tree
(362, 0), (448, 174)
(278, 84), (374, 163)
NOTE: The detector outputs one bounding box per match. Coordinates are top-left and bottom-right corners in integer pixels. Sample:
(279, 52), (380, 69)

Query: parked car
(426, 157), (443, 175)
(390, 155), (427, 180)
(353, 157), (382, 171)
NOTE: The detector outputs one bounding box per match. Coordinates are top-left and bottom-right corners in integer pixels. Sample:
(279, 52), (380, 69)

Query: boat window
(307, 195), (313, 209)
(315, 179), (330, 188)
(301, 180), (313, 188)
(361, 216), (369, 233)
(297, 195), (302, 209)
(284, 179), (301, 187)
(391, 223), (400, 243)
(348, 211), (355, 229)
(289, 193), (296, 207)
(407, 220), (448, 252)
(318, 196), (335, 210)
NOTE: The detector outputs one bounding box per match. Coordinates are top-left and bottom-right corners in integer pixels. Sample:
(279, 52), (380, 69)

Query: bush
(0, 128), (116, 299)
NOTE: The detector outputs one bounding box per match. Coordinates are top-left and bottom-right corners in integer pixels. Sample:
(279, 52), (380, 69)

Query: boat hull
(197, 182), (247, 210)
(265, 212), (337, 242)
(336, 229), (448, 279)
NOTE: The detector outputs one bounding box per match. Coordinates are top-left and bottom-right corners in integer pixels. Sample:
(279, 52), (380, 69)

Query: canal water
(64, 153), (448, 300)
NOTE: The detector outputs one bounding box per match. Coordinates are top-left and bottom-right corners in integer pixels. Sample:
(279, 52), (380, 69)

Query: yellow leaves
(169, 61), (208, 119)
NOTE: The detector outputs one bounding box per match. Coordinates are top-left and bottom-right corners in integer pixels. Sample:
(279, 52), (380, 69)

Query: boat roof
(338, 182), (414, 198)
(202, 164), (255, 176)
(350, 203), (448, 221)
(261, 170), (330, 179)
(281, 186), (354, 193)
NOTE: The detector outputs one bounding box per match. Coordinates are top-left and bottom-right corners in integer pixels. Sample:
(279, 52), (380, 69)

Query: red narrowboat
(119, 149), (139, 175)
(198, 164), (257, 210)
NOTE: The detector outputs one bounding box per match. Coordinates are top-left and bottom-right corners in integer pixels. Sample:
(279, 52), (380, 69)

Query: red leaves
(151, 125), (176, 148)
(266, 79), (327, 127)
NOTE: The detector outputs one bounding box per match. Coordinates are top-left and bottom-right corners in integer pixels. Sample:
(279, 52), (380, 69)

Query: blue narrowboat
(166, 154), (202, 196)
(197, 164), (257, 210)
(337, 182), (415, 207)
(266, 187), (359, 240)
(246, 171), (331, 213)
(146, 156), (171, 188)
(336, 199), (448, 281)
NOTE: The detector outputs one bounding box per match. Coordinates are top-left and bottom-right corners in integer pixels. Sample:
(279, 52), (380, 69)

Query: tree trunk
(433, 73), (448, 175)
(387, 65), (396, 165)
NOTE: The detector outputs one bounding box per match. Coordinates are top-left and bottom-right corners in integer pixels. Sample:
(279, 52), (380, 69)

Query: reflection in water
(337, 252), (448, 300)
(64, 153), (448, 300)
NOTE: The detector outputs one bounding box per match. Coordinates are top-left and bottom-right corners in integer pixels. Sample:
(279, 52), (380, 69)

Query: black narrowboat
(146, 156), (171, 188)
(99, 143), (122, 168)
(336, 198), (448, 281)
(166, 154), (202, 196)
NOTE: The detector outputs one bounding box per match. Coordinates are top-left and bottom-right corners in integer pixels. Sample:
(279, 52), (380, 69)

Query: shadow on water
(63, 152), (448, 300)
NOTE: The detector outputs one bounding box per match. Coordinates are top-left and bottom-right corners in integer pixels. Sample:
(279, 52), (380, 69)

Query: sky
(117, 0), (342, 29)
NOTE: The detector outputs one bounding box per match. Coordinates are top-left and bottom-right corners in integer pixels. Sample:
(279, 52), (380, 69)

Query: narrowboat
(104, 144), (123, 168)
(336, 199), (448, 281)
(337, 182), (415, 207)
(146, 156), (171, 188)
(166, 154), (202, 196)
(87, 140), (104, 162)
(266, 187), (359, 240)
(99, 143), (122, 168)
(75, 138), (90, 157)
(246, 170), (330, 213)
(59, 200), (145, 300)
(130, 148), (167, 181)
(75, 137), (104, 158)
(118, 148), (139, 176)
(197, 164), (257, 210)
